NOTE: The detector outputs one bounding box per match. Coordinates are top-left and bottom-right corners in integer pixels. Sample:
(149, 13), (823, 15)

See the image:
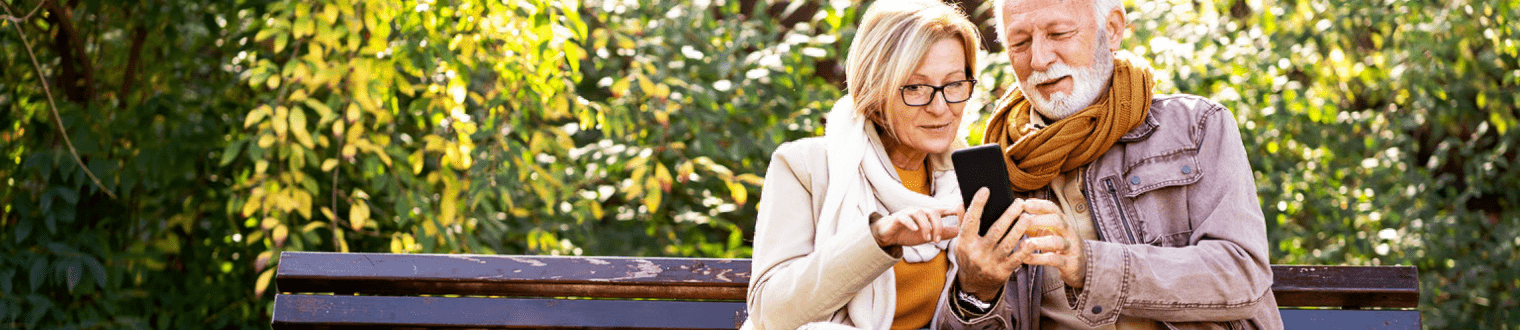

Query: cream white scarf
(812, 96), (964, 329)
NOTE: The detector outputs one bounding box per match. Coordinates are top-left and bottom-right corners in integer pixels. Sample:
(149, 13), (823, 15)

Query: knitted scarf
(983, 52), (1155, 192)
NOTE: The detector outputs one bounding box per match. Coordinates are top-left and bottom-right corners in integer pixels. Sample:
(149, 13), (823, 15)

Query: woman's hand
(1017, 199), (1087, 289)
(870, 206), (962, 249)
(953, 188), (1032, 301)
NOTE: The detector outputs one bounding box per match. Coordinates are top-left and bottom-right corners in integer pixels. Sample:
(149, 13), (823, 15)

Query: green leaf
(61, 259), (80, 292)
(29, 257), (47, 292)
(24, 294), (49, 326)
(14, 217), (30, 243)
(83, 257), (107, 289)
(220, 139), (246, 166)
(0, 270), (13, 294)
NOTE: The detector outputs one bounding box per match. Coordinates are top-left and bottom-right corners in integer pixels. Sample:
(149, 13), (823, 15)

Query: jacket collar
(1118, 111), (1159, 143)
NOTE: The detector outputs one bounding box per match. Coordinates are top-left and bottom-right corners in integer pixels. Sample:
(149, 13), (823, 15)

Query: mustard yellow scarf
(983, 52), (1155, 192)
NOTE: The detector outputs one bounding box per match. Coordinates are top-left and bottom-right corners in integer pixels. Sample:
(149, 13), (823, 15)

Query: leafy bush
(0, 0), (1514, 328)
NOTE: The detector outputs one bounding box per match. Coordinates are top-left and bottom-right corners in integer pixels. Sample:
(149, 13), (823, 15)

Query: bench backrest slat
(276, 252), (1418, 308)
(276, 252), (749, 300)
(1269, 265), (1419, 308)
(273, 294), (748, 329)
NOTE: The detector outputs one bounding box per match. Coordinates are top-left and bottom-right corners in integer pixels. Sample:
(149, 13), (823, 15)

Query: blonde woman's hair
(846, 0), (981, 132)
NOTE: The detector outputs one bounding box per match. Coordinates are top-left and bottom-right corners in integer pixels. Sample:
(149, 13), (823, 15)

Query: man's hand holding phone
(953, 187), (1034, 301)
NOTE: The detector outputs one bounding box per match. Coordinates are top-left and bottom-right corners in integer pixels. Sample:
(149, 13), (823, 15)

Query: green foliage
(1115, 0), (1518, 327)
(0, 0), (1515, 328)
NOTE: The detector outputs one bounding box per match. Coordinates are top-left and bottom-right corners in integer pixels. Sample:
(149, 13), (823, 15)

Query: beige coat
(745, 99), (970, 330)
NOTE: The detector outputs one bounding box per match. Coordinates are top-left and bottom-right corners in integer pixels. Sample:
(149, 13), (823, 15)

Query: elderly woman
(745, 1), (1016, 329)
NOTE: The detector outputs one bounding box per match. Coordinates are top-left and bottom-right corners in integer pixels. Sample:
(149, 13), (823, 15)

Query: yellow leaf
(728, 181), (748, 206)
(301, 222), (326, 233)
(290, 108), (314, 148)
(610, 78), (630, 97)
(349, 202), (369, 231)
(637, 75), (655, 96)
(402, 235), (417, 252)
(294, 17), (314, 39)
(245, 230), (264, 246)
(321, 159), (339, 172)
(294, 190), (313, 219)
(255, 250), (274, 272)
(409, 150), (424, 174)
(255, 268), (275, 296)
(272, 225), (289, 247)
(644, 180), (663, 213)
(677, 161), (694, 182)
(332, 120), (346, 140)
(655, 162), (673, 192)
(346, 103), (361, 122)
(261, 217), (279, 230)
(241, 200), (260, 217)
(289, 89), (308, 102)
(320, 207), (337, 221)
(257, 134), (276, 148)
(267, 74), (282, 90)
(440, 194), (457, 226)
(737, 173), (766, 186)
(274, 33), (288, 53)
(322, 4), (339, 24)
(335, 229), (349, 252)
(245, 105), (271, 128)
(273, 106), (290, 138)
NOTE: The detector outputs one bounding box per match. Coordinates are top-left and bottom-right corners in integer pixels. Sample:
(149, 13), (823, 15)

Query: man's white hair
(993, 0), (1123, 47)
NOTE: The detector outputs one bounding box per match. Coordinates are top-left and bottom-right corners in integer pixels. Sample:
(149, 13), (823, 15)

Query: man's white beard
(1021, 37), (1115, 121)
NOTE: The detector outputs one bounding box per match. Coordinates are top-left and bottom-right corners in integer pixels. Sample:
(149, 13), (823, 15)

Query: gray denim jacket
(936, 94), (1284, 330)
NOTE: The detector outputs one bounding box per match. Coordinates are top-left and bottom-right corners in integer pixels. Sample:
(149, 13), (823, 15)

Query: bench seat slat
(1279, 309), (1421, 329)
(269, 294), (1421, 330)
(272, 294), (746, 329)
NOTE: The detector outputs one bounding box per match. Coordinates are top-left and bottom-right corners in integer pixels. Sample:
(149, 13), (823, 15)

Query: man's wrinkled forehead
(1003, 0), (1092, 24)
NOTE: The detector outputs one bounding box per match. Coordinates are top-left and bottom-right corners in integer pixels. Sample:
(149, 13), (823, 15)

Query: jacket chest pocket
(1110, 149), (1202, 247)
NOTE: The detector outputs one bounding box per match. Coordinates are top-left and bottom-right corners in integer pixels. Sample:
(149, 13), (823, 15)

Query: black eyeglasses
(900, 79), (977, 106)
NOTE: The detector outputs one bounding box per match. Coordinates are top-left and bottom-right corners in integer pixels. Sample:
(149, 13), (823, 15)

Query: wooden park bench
(270, 252), (1420, 329)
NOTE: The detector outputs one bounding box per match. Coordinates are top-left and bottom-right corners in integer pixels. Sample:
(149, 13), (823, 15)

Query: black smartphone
(951, 144), (1018, 236)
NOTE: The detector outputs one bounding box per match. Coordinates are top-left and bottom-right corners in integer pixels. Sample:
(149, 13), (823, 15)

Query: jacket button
(1092, 305), (1103, 314)
(1128, 176), (1141, 185)
(1181, 165), (1193, 174)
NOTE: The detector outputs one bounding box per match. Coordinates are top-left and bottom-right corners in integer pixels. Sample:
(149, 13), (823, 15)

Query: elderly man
(933, 0), (1283, 329)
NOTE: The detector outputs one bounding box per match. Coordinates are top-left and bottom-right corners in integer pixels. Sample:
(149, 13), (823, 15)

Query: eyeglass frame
(898, 79), (978, 107)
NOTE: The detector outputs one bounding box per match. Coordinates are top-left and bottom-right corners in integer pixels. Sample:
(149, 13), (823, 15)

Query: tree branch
(42, 0), (94, 103)
(2, 0), (116, 199)
(119, 24), (147, 110)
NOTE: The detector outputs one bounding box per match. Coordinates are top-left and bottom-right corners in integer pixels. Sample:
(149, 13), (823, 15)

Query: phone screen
(951, 144), (1017, 236)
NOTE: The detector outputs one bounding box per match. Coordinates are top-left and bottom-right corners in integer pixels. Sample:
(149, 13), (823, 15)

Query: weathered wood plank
(270, 294), (1420, 330)
(271, 294), (748, 330)
(276, 252), (1418, 308)
(1279, 309), (1421, 329)
(1270, 265), (1419, 308)
(276, 252), (749, 300)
